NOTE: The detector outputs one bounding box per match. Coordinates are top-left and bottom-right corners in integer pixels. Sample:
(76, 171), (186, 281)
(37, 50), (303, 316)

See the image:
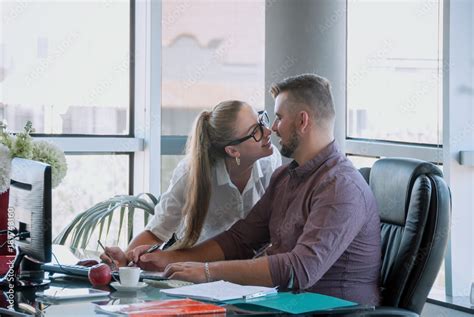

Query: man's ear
(297, 110), (311, 134)
(224, 145), (240, 159)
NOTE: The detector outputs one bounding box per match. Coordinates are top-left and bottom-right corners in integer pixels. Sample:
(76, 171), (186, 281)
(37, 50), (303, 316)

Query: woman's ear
(224, 145), (240, 159)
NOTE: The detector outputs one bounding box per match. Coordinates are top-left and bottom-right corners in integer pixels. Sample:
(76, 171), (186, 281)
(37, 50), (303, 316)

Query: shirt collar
(215, 158), (264, 187)
(288, 140), (340, 178)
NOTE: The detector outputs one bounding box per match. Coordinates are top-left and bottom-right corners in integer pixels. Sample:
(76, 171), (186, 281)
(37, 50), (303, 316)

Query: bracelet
(204, 262), (212, 283)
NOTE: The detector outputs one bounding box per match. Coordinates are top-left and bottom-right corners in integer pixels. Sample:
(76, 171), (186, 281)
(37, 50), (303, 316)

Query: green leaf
(117, 206), (126, 243)
(127, 207), (135, 243)
(53, 194), (159, 249)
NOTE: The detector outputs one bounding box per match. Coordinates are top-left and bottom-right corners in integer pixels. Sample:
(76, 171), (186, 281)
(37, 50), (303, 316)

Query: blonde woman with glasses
(101, 100), (281, 267)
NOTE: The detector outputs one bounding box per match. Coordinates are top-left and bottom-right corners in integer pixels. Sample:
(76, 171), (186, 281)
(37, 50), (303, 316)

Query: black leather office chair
(351, 158), (451, 317)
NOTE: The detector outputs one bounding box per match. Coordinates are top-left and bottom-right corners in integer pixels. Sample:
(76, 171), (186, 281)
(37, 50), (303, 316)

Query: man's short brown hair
(270, 74), (335, 123)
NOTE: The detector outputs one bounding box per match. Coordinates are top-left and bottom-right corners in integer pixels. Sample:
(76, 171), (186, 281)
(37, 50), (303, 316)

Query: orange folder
(113, 298), (226, 317)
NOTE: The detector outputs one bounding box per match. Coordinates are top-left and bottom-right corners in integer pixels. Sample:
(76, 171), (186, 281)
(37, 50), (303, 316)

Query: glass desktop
(0, 275), (375, 316)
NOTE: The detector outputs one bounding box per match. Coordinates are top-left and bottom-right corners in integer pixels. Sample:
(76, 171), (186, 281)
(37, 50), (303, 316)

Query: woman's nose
(263, 126), (272, 137)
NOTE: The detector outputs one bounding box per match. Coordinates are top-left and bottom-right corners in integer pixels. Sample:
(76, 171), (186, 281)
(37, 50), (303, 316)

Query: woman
(101, 100), (281, 267)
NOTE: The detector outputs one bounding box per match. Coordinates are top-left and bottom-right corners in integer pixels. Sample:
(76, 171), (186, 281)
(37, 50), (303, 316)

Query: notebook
(160, 280), (277, 302)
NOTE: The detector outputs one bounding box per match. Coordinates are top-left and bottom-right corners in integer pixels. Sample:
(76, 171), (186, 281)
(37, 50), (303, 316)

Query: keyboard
(42, 263), (93, 277)
(41, 263), (167, 281)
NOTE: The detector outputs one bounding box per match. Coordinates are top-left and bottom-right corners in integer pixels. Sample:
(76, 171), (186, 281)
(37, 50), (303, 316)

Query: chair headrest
(369, 158), (443, 226)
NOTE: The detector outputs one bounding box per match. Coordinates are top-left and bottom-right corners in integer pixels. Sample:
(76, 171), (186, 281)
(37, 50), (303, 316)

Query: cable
(50, 251), (87, 276)
(0, 229), (18, 235)
(0, 232), (30, 248)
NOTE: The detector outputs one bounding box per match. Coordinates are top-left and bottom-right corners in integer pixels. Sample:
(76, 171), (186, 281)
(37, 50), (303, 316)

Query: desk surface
(1, 275), (374, 316)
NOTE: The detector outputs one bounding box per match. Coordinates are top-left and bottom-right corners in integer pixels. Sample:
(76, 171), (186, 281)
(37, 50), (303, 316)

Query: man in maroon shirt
(131, 74), (382, 305)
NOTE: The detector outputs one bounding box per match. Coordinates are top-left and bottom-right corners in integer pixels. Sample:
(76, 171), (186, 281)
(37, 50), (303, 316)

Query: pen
(127, 233), (178, 266)
(243, 289), (278, 300)
(252, 243), (272, 259)
(97, 240), (117, 270)
(146, 232), (178, 253)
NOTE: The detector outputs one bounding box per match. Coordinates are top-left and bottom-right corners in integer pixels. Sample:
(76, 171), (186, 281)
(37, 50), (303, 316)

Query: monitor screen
(9, 158), (52, 264)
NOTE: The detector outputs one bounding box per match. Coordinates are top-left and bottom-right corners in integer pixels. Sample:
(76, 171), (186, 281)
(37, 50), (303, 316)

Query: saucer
(110, 281), (147, 292)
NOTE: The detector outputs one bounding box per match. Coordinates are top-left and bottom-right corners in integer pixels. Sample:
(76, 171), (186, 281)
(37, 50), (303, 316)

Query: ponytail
(176, 111), (213, 249)
(173, 101), (244, 249)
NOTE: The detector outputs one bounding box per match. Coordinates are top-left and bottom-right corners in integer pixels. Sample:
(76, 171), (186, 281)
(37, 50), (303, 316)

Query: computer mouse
(76, 259), (99, 267)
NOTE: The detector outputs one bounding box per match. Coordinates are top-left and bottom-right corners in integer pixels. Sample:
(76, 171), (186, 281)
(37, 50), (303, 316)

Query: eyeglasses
(225, 111), (270, 146)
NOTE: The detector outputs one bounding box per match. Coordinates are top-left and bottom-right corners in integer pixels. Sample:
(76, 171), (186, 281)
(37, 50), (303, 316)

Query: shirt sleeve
(267, 175), (370, 290)
(145, 160), (189, 242)
(212, 169), (284, 260)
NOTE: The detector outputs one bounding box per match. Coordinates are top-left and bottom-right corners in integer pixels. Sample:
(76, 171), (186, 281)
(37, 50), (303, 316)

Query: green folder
(226, 292), (358, 315)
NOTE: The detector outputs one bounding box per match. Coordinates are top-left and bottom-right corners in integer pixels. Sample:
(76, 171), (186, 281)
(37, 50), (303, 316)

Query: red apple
(88, 263), (112, 286)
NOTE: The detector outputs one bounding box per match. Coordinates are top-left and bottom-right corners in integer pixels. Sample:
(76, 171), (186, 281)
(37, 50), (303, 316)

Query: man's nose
(271, 120), (278, 132)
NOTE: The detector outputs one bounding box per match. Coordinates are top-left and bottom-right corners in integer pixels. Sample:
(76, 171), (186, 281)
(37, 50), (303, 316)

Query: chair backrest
(360, 158), (450, 314)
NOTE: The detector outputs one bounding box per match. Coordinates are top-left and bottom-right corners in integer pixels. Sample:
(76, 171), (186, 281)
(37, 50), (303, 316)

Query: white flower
(0, 144), (11, 194)
(32, 140), (67, 188)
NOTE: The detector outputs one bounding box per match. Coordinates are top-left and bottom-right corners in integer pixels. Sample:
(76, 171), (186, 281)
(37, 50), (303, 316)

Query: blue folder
(226, 292), (358, 315)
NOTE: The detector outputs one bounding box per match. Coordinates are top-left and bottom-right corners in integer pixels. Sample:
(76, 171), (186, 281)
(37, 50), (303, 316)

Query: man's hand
(99, 246), (128, 268)
(163, 262), (207, 284)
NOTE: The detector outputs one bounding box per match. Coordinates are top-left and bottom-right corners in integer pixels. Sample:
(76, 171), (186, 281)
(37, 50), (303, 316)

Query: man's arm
(164, 257), (273, 286)
(136, 168), (283, 272)
(136, 239), (226, 271)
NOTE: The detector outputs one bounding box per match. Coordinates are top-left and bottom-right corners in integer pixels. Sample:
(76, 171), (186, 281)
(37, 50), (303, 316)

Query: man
(130, 74), (381, 305)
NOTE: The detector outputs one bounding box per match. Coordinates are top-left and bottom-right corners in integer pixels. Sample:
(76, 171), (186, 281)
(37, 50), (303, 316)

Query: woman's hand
(163, 262), (208, 284)
(132, 247), (177, 271)
(126, 244), (152, 265)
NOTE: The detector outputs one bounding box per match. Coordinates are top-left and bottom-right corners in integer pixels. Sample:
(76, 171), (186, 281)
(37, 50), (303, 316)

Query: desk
(1, 276), (374, 316)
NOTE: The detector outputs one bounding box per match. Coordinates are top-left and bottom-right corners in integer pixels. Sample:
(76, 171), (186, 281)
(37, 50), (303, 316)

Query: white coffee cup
(119, 267), (141, 287)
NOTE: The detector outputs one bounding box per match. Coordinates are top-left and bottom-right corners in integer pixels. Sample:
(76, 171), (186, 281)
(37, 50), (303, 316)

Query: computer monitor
(0, 158), (52, 288)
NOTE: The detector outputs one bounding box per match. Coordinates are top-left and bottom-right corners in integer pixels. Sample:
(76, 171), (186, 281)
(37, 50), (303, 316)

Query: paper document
(160, 280), (277, 302)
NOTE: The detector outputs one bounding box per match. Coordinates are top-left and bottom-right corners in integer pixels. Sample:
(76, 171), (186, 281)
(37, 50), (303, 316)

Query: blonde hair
(176, 100), (245, 249)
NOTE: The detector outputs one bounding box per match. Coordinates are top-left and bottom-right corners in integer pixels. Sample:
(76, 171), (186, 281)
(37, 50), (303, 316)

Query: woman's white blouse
(145, 148), (281, 244)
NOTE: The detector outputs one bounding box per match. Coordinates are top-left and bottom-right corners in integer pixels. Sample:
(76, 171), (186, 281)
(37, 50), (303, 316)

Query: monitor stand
(0, 245), (50, 289)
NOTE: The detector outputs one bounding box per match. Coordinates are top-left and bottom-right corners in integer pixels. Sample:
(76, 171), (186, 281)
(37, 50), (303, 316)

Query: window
(160, 0), (266, 179)
(347, 0), (443, 145)
(52, 154), (130, 238)
(346, 0), (454, 304)
(0, 1), (131, 135)
(1, 1), (136, 246)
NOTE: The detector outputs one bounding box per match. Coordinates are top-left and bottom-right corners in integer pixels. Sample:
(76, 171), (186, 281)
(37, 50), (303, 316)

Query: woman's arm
(126, 230), (162, 253)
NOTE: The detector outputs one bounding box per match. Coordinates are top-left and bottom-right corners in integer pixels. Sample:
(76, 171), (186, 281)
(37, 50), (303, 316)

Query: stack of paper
(160, 280), (277, 302)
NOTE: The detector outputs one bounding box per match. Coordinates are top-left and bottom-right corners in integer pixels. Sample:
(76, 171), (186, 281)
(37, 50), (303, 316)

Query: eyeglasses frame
(225, 111), (270, 146)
